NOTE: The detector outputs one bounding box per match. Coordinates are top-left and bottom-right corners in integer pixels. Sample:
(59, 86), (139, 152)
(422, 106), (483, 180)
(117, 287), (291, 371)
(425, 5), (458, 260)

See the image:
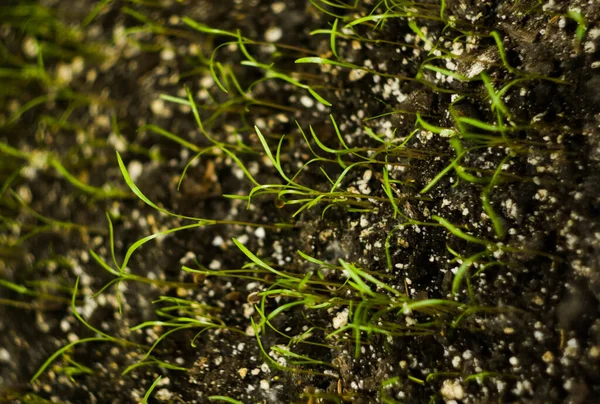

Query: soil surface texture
(1, 0), (599, 403)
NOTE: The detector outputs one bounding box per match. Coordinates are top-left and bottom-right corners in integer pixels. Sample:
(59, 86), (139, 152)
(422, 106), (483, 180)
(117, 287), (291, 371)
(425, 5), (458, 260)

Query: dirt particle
(452, 356), (461, 368)
(161, 47), (176, 61)
(300, 95), (314, 108)
(127, 160), (143, 182)
(56, 63), (74, 84)
(155, 388), (173, 401)
(150, 99), (172, 118)
(254, 227), (266, 239)
(332, 308), (349, 329)
(264, 27), (282, 42)
(440, 379), (464, 401)
(542, 351), (555, 363)
(349, 69), (367, 82)
(271, 2), (286, 14)
(0, 348), (10, 363)
(22, 36), (39, 57)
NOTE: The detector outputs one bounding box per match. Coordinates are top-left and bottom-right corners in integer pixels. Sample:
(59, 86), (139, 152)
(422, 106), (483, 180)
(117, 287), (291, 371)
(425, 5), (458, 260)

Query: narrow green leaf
(432, 215), (488, 246)
(142, 375), (162, 404)
(452, 252), (487, 296)
(116, 151), (207, 221)
(208, 397), (243, 404)
(330, 18), (339, 58)
(182, 17), (237, 37)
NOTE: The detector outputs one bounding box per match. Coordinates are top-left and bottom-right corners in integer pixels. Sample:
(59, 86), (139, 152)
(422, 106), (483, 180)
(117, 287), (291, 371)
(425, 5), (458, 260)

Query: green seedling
(208, 397), (244, 404)
(31, 277), (127, 383)
(230, 242), (484, 362)
(122, 357), (188, 376)
(566, 10), (587, 42)
(142, 375), (162, 404)
(1, 141), (129, 199)
(1, 1), (578, 400)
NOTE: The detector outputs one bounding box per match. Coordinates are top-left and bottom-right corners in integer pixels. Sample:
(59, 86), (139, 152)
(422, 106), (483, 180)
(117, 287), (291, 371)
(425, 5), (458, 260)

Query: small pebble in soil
(264, 27), (282, 42)
(440, 379), (465, 401)
(332, 308), (349, 329)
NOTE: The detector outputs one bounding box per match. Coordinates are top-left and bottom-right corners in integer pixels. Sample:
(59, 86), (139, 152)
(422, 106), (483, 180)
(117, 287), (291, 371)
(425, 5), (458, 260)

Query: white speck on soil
(300, 95), (314, 108)
(243, 303), (254, 318)
(349, 69), (368, 82)
(254, 227), (266, 239)
(332, 308), (349, 329)
(179, 251), (196, 264)
(264, 27), (282, 42)
(22, 36), (39, 57)
(155, 388), (173, 401)
(107, 132), (127, 153)
(71, 56), (84, 74)
(440, 379), (465, 400)
(0, 348), (10, 363)
(271, 2), (286, 13)
(150, 98), (172, 118)
(127, 160), (143, 182)
(452, 356), (461, 368)
(56, 63), (74, 84)
(161, 47), (176, 61)
(60, 319), (71, 332)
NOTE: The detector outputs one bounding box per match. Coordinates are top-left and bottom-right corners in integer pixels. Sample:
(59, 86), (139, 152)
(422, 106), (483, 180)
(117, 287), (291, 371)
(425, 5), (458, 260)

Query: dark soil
(1, 0), (599, 403)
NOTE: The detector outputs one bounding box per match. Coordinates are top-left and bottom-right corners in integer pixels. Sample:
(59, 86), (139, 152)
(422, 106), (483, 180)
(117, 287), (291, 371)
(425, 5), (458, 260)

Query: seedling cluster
(1, 0), (596, 403)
